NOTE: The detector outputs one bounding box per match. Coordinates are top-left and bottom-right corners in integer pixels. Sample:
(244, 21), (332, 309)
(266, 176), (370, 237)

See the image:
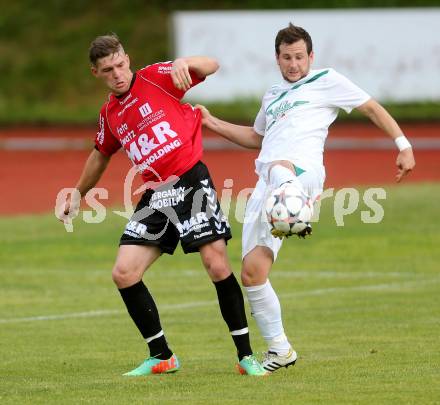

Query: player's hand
(194, 104), (212, 126)
(396, 148), (415, 182)
(171, 58), (192, 91)
(55, 193), (81, 231)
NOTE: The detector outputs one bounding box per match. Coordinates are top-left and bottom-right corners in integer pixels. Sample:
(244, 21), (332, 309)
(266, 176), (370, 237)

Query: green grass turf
(1, 183), (439, 404)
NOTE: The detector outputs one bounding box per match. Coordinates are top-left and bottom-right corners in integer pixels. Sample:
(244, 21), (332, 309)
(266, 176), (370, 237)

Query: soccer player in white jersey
(198, 23), (415, 373)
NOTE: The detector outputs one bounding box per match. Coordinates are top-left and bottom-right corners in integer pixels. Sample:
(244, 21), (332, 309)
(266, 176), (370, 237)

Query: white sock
(269, 164), (302, 190)
(245, 280), (291, 355)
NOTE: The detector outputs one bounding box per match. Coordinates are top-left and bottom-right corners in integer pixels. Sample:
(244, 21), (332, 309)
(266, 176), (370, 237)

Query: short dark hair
(275, 23), (313, 55)
(89, 33), (124, 65)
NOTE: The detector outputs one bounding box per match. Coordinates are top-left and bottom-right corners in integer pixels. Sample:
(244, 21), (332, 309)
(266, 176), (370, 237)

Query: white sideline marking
(182, 269), (414, 279)
(279, 279), (437, 298)
(2, 268), (420, 280)
(0, 310), (123, 323)
(273, 270), (416, 279)
(0, 278), (437, 325)
(0, 300), (215, 324)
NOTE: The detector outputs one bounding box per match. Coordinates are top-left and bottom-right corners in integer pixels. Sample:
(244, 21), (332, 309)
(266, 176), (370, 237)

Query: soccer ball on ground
(265, 183), (313, 238)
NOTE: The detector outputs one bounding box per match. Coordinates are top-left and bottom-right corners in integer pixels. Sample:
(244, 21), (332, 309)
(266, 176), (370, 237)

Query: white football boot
(261, 347), (297, 373)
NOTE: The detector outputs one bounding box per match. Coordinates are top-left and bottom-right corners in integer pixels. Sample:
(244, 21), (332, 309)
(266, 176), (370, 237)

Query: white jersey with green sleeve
(253, 68), (371, 179)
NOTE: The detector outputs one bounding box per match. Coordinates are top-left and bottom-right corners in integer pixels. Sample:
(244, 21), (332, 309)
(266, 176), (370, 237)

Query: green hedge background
(1, 1), (438, 124)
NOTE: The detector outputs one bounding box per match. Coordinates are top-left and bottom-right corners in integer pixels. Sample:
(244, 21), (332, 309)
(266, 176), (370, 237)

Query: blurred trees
(0, 1), (437, 123)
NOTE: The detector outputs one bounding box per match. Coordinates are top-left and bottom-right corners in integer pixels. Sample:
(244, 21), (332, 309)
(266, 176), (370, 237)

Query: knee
(203, 255), (231, 281)
(200, 240), (232, 281)
(241, 261), (269, 287)
(241, 248), (272, 287)
(112, 262), (141, 289)
(241, 265), (258, 286)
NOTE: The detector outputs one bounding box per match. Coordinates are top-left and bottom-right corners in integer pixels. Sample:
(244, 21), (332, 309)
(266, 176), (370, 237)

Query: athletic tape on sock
(231, 327), (249, 336)
(146, 330), (164, 343)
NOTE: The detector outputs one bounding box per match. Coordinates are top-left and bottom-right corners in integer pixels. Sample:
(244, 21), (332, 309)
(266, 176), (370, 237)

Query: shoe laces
(262, 351), (279, 362)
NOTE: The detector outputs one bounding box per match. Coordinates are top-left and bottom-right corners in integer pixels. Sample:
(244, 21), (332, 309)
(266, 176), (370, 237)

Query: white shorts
(242, 166), (324, 261)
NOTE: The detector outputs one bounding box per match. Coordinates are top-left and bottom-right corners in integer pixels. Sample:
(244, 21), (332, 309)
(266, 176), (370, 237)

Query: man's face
(276, 40), (314, 83)
(91, 52), (133, 95)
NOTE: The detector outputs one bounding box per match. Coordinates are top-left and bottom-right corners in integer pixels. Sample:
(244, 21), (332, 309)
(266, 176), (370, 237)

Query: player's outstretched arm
(58, 148), (111, 222)
(74, 148), (111, 196)
(195, 104), (262, 149)
(356, 98), (415, 182)
(171, 56), (219, 91)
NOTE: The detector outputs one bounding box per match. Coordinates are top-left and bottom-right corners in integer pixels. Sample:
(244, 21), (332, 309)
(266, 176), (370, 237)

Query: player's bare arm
(60, 149), (110, 220)
(171, 56), (219, 91)
(74, 148), (111, 196)
(196, 104), (262, 149)
(356, 98), (416, 182)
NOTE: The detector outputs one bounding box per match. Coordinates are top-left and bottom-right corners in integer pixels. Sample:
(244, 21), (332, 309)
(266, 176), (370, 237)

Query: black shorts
(119, 161), (232, 254)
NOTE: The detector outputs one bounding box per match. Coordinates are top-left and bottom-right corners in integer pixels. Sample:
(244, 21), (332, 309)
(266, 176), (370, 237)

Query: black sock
(118, 281), (173, 360)
(213, 273), (252, 360)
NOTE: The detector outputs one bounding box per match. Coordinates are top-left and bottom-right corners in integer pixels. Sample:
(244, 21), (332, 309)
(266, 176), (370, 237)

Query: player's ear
(275, 52), (280, 66)
(91, 65), (99, 77)
(125, 53), (130, 67)
(309, 51), (315, 64)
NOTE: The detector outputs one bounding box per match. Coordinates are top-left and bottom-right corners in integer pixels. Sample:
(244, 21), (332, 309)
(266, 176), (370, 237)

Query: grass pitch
(1, 183), (439, 404)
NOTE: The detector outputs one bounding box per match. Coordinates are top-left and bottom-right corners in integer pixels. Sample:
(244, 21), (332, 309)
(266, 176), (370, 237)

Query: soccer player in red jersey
(59, 34), (267, 376)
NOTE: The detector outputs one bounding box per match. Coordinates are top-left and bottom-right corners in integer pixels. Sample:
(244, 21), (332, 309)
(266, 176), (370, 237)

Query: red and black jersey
(94, 62), (205, 182)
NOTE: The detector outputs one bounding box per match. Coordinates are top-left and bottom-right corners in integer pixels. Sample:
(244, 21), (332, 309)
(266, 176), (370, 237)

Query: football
(265, 183), (313, 236)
